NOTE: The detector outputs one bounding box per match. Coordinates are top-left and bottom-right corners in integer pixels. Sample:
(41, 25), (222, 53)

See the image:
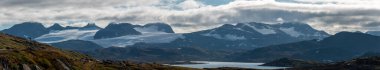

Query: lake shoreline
(170, 61), (289, 69)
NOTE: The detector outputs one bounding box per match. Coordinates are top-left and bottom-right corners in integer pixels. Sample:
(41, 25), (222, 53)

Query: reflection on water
(170, 61), (289, 69)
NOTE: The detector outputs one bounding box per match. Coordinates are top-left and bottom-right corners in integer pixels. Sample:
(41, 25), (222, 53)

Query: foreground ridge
(0, 32), (196, 70)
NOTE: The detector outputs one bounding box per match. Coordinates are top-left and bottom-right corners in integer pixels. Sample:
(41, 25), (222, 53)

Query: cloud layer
(1, 0), (380, 34)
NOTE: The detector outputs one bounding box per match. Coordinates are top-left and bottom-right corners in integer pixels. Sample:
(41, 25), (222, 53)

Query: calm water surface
(170, 61), (289, 69)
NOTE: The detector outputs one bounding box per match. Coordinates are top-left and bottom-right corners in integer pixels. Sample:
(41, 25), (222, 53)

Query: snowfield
(35, 29), (98, 43)
(92, 33), (183, 47)
(35, 29), (183, 47)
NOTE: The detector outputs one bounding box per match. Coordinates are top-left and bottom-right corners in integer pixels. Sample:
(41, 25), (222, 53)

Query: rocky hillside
(0, 32), (195, 70)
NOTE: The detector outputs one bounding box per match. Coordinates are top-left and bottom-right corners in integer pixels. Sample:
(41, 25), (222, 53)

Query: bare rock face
(94, 23), (141, 39)
(134, 23), (175, 33)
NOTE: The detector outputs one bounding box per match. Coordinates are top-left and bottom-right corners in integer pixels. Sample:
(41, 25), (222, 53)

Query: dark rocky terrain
(261, 58), (323, 67)
(290, 56), (380, 70)
(94, 23), (142, 39)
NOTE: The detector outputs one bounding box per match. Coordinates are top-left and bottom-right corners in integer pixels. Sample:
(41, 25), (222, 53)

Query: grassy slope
(0, 33), (197, 70)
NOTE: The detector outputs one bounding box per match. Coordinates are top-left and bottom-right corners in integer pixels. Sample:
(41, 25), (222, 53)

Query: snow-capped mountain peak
(198, 22), (329, 41)
(34, 22), (180, 47)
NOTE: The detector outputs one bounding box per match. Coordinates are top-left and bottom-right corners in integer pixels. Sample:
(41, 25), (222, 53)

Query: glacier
(35, 29), (183, 47)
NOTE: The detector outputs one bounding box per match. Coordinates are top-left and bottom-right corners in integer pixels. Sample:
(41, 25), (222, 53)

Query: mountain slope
(134, 23), (175, 33)
(233, 32), (380, 62)
(47, 23), (65, 30)
(51, 40), (103, 52)
(94, 23), (142, 39)
(1, 22), (49, 38)
(0, 32), (92, 69)
(0, 33), (196, 70)
(366, 31), (380, 36)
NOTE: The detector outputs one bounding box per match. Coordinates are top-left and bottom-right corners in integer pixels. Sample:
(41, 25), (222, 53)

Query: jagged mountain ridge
(79, 22), (330, 61)
(3, 22), (326, 48)
(176, 22), (329, 50)
(1, 22), (331, 62)
(94, 22), (176, 39)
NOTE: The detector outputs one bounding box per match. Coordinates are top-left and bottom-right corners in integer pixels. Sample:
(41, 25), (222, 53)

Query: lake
(170, 61), (289, 69)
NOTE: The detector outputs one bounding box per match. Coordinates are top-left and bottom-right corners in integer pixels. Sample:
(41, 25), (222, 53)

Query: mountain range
(2, 21), (380, 62)
(178, 22), (329, 51)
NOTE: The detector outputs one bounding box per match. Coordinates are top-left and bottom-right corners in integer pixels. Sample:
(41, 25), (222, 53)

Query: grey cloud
(1, 0), (380, 33)
(362, 22), (380, 27)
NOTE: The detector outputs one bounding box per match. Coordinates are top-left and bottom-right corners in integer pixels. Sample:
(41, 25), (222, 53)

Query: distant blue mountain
(1, 21), (332, 62)
(173, 22), (329, 51)
(93, 22), (175, 39)
(1, 22), (49, 38)
(93, 23), (142, 39)
(84, 22), (331, 61)
(79, 23), (102, 30)
(233, 32), (380, 62)
(1, 22), (104, 39)
(134, 23), (175, 33)
(366, 31), (380, 36)
(48, 23), (102, 31)
(47, 23), (65, 30)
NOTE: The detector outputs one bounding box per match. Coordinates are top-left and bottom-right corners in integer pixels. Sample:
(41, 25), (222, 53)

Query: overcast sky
(1, 0), (380, 34)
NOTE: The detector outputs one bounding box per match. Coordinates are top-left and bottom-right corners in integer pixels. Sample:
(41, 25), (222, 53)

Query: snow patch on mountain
(225, 34), (246, 40)
(91, 33), (183, 47)
(35, 29), (98, 43)
(35, 29), (183, 47)
(244, 24), (276, 35)
(279, 27), (302, 37)
(202, 33), (222, 38)
(202, 33), (246, 41)
(252, 27), (276, 35)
